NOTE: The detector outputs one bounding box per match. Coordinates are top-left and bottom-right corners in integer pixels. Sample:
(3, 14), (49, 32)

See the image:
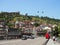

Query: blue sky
(0, 0), (60, 19)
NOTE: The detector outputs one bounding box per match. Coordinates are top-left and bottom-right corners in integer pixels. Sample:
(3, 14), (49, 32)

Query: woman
(45, 32), (50, 39)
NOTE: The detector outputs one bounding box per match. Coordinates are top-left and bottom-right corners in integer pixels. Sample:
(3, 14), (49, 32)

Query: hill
(0, 12), (60, 25)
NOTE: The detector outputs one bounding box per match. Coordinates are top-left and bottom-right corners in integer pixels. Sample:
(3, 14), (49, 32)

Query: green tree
(34, 22), (40, 27)
(53, 26), (58, 37)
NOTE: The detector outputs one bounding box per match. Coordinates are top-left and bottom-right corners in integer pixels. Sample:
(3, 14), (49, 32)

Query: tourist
(45, 32), (50, 40)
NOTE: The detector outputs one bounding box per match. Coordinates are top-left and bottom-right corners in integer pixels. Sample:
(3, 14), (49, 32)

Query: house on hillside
(6, 28), (21, 39)
(36, 23), (53, 36)
(21, 20), (35, 35)
(15, 20), (35, 28)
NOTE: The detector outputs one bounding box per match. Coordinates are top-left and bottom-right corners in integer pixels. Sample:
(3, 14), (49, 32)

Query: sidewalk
(56, 38), (60, 43)
(46, 39), (60, 45)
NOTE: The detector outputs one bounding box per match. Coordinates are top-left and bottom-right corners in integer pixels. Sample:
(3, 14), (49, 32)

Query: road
(46, 39), (60, 45)
(0, 37), (47, 45)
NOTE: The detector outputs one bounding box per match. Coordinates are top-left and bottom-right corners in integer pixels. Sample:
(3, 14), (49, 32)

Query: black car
(21, 35), (27, 40)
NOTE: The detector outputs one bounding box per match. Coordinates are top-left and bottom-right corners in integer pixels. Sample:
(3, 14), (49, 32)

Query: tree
(53, 26), (58, 37)
(34, 22), (40, 27)
(55, 26), (58, 37)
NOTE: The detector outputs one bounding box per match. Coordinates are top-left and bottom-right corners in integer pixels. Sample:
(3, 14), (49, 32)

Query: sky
(0, 0), (60, 19)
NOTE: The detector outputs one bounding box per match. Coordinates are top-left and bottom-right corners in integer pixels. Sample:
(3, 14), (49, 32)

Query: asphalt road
(46, 39), (60, 45)
(0, 37), (47, 45)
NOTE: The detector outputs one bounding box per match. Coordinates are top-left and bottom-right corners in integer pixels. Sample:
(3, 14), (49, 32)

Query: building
(0, 20), (6, 39)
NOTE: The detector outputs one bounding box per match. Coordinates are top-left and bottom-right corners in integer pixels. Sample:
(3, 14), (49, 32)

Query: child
(53, 36), (56, 44)
(53, 36), (55, 41)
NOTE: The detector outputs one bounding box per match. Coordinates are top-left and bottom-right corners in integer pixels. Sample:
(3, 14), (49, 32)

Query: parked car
(26, 35), (34, 39)
(21, 35), (27, 40)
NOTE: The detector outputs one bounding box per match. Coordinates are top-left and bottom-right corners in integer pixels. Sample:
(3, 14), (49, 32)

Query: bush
(34, 22), (40, 27)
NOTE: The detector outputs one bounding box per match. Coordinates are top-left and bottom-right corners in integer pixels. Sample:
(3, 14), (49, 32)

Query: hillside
(0, 12), (60, 25)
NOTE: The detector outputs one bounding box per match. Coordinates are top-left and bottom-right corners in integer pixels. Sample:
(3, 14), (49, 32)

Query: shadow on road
(43, 39), (50, 45)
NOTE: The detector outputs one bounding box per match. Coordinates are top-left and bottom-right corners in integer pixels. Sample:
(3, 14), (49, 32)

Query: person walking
(45, 32), (50, 40)
(45, 32), (50, 45)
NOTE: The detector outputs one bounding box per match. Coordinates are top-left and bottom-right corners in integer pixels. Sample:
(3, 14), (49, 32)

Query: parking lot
(0, 37), (47, 45)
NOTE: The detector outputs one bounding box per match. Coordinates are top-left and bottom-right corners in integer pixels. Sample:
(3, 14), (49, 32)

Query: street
(46, 39), (60, 45)
(0, 37), (47, 45)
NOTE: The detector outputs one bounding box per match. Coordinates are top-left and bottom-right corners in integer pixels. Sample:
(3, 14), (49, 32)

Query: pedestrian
(45, 32), (50, 40)
(53, 36), (56, 44)
(53, 36), (55, 41)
